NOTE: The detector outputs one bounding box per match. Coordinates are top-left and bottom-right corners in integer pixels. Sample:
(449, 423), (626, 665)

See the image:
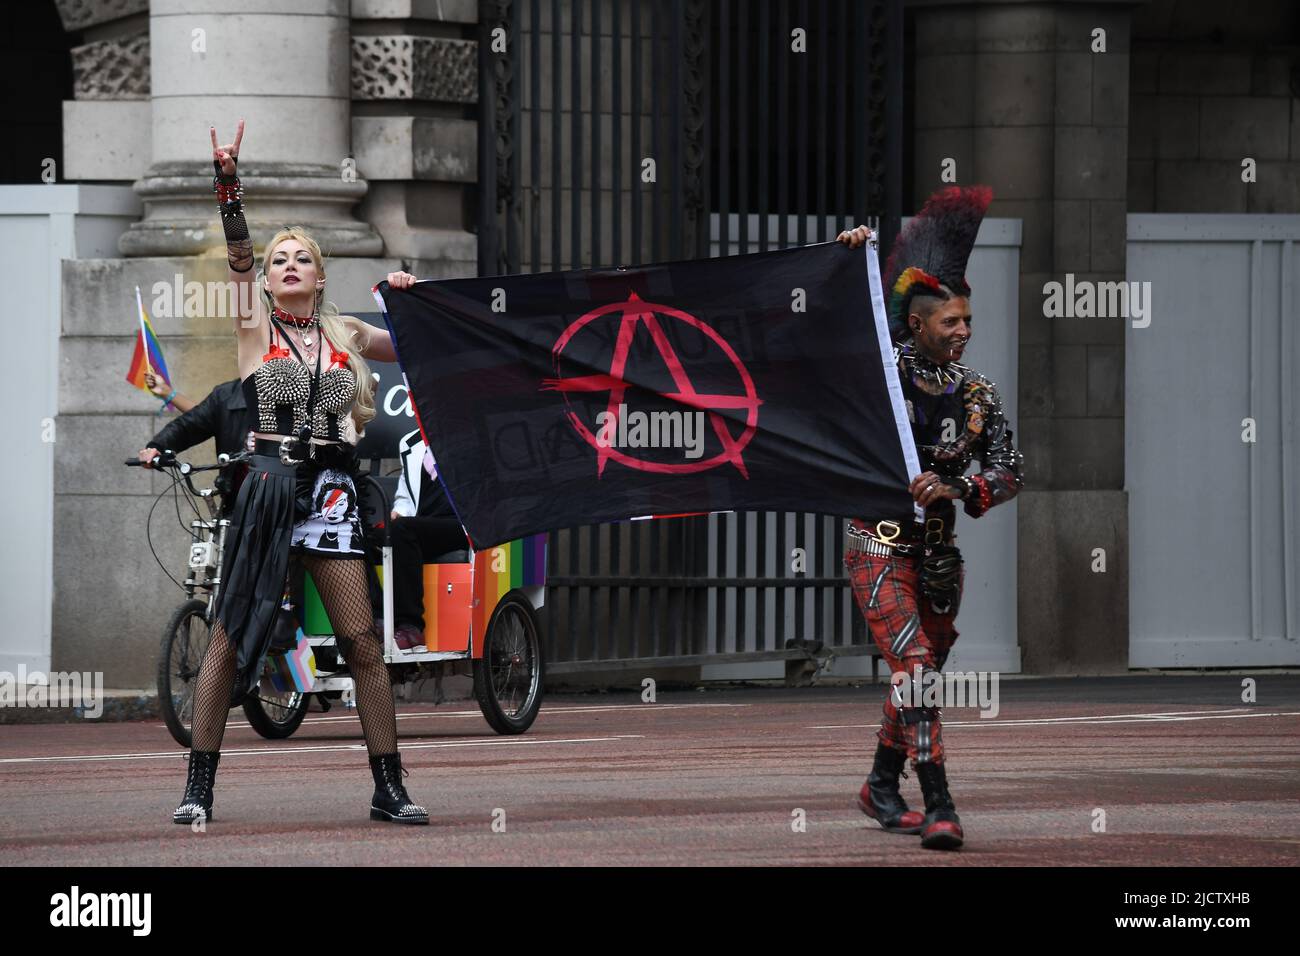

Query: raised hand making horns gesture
(210, 119), (244, 176)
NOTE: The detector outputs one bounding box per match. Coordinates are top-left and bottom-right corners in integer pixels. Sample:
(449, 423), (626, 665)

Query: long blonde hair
(259, 228), (377, 432)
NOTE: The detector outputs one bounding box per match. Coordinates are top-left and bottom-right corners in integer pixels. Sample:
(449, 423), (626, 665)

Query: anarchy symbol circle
(542, 292), (761, 476)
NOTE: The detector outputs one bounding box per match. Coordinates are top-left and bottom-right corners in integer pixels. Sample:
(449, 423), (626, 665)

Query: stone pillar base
(119, 161), (384, 258)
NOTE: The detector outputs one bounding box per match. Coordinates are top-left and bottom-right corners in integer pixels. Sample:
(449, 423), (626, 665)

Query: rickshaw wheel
(158, 599), (211, 748)
(473, 592), (544, 735)
(242, 677), (310, 739)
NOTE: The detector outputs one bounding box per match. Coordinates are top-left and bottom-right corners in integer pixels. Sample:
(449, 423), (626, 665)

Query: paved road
(2, 676), (1298, 866)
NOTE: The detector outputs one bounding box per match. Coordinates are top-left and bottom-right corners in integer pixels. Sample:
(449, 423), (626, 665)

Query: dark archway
(1, 1), (78, 184)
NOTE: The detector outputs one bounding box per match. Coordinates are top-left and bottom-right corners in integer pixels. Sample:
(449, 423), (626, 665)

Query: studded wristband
(213, 158), (252, 273)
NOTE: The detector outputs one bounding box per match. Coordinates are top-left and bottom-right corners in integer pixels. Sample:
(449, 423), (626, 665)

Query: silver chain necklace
(285, 318), (319, 353)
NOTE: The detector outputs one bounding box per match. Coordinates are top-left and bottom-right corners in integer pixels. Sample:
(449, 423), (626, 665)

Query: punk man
(837, 185), (1023, 850)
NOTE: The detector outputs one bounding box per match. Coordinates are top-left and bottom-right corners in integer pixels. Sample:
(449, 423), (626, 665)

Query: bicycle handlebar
(124, 450), (251, 498)
(124, 450), (249, 471)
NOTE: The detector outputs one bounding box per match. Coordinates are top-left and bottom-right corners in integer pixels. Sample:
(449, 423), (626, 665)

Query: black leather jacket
(147, 379), (249, 460)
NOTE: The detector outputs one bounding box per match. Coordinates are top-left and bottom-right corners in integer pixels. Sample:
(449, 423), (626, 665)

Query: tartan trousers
(845, 548), (963, 765)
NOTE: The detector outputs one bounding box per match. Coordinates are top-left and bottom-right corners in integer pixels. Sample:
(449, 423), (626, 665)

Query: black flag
(375, 243), (916, 548)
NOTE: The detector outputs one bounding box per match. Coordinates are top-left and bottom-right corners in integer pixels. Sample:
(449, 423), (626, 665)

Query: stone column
(909, 0), (1137, 673)
(118, 0), (381, 257)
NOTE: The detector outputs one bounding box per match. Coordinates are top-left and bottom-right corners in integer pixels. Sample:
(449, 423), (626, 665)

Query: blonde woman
(173, 120), (426, 825)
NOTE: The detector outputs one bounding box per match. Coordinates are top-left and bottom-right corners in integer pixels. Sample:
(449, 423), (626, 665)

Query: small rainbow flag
(125, 286), (172, 405)
(269, 628), (316, 694)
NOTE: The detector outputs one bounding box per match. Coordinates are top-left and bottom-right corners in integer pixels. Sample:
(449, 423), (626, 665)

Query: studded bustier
(241, 327), (358, 444)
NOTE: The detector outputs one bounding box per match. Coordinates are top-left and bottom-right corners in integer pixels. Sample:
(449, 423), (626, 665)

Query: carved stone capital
(53, 0), (147, 32)
(351, 35), (478, 103)
(71, 33), (150, 100)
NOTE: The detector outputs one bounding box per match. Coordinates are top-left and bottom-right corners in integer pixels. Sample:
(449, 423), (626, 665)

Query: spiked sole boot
(369, 752), (429, 825)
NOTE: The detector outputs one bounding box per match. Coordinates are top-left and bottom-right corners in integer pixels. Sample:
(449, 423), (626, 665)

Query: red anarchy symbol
(541, 293), (761, 476)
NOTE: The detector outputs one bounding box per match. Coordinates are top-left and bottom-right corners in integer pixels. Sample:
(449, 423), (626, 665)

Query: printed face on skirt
(292, 467), (365, 557)
(319, 485), (353, 523)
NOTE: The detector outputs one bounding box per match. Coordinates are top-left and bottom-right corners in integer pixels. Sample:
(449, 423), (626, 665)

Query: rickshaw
(292, 494), (547, 737)
(139, 451), (546, 747)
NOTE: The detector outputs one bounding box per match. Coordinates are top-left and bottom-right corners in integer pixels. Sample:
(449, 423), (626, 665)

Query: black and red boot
(856, 742), (925, 834)
(916, 760), (964, 850)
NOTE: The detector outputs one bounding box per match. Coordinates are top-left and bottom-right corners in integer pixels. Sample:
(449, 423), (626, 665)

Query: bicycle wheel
(158, 599), (212, 748)
(472, 592), (544, 735)
(242, 670), (311, 739)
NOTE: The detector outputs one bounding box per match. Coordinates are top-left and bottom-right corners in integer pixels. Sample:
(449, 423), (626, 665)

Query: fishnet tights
(190, 555), (397, 754)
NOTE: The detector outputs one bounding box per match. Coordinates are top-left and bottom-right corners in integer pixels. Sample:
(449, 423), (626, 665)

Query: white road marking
(0, 735), (647, 766)
(943, 711), (1300, 728)
(169, 700), (751, 730)
(809, 708), (1300, 730)
(811, 707), (1251, 728)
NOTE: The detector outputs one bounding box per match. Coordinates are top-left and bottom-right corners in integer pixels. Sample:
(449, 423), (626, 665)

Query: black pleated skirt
(212, 455), (301, 704)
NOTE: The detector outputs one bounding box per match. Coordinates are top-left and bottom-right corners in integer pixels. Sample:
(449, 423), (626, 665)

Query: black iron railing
(476, 0), (901, 671)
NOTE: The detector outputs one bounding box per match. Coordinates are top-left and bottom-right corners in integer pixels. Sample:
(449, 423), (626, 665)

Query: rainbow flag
(125, 286), (172, 403)
(269, 628), (316, 694)
(471, 534), (547, 646)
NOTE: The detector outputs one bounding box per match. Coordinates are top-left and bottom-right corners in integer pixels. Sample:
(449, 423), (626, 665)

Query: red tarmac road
(2, 678), (1298, 866)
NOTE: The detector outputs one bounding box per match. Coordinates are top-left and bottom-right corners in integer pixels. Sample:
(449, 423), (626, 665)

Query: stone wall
(1128, 0), (1300, 213)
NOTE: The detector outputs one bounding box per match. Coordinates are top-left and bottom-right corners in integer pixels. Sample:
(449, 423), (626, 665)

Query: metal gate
(476, 0), (904, 673)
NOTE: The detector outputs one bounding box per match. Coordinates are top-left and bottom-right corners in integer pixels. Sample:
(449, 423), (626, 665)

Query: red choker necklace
(271, 306), (317, 329)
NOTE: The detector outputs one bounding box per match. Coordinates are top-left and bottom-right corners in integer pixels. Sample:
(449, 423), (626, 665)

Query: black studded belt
(252, 437), (355, 469)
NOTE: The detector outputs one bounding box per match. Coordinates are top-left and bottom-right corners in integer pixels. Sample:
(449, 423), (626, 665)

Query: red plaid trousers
(845, 548), (963, 765)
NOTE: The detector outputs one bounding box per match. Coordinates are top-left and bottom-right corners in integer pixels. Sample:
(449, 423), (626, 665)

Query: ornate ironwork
(682, 0), (708, 256)
(490, 0), (515, 274)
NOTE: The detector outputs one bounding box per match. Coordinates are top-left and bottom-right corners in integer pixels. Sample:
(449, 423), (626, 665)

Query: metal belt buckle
(873, 520), (901, 545)
(278, 436), (305, 466)
(925, 516), (945, 545)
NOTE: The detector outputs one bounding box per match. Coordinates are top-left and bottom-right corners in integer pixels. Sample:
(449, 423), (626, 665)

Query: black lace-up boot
(856, 742), (925, 834)
(173, 750), (220, 824)
(369, 753), (429, 825)
(916, 760), (964, 850)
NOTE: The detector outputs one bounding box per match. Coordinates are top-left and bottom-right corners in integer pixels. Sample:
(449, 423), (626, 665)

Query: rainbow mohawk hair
(883, 185), (993, 341)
